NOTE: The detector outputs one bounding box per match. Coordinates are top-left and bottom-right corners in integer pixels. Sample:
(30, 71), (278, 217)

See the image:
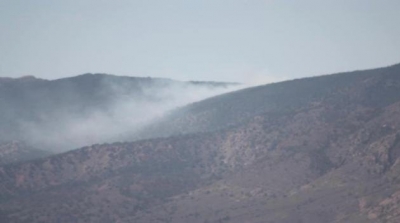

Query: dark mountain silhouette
(0, 64), (400, 222)
(0, 73), (239, 152)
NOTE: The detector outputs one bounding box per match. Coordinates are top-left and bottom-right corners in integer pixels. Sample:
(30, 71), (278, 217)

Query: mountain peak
(18, 75), (37, 80)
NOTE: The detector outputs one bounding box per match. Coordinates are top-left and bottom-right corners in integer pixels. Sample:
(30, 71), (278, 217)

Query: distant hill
(0, 141), (50, 166)
(0, 64), (399, 222)
(0, 73), (239, 152)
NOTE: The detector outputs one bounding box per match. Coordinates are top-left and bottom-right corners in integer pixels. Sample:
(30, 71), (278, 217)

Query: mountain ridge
(136, 63), (400, 140)
(0, 73), (239, 152)
(0, 63), (400, 222)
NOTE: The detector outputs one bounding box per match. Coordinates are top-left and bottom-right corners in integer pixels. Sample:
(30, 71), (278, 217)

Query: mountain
(0, 64), (400, 222)
(137, 64), (400, 139)
(0, 141), (50, 166)
(0, 73), (239, 152)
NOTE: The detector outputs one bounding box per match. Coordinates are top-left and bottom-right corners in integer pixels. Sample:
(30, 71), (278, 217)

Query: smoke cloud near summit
(9, 76), (240, 152)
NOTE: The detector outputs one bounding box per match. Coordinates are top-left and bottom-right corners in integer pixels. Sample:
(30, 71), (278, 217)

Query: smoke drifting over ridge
(0, 74), (240, 152)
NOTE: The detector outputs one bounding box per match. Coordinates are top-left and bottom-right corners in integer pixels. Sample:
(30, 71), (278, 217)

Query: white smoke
(17, 79), (240, 152)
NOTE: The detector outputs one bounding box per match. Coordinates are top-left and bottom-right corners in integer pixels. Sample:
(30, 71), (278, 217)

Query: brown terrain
(0, 64), (400, 222)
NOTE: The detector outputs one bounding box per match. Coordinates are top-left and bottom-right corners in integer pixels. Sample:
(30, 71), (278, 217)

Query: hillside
(0, 141), (50, 166)
(138, 64), (400, 139)
(0, 64), (400, 222)
(0, 73), (238, 152)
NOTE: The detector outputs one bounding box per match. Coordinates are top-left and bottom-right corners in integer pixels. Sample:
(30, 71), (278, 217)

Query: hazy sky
(1, 0), (399, 84)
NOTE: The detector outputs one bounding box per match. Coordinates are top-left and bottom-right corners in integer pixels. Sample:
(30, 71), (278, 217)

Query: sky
(1, 0), (399, 84)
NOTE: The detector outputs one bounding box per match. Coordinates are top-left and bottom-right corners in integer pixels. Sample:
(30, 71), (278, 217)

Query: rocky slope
(0, 64), (400, 222)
